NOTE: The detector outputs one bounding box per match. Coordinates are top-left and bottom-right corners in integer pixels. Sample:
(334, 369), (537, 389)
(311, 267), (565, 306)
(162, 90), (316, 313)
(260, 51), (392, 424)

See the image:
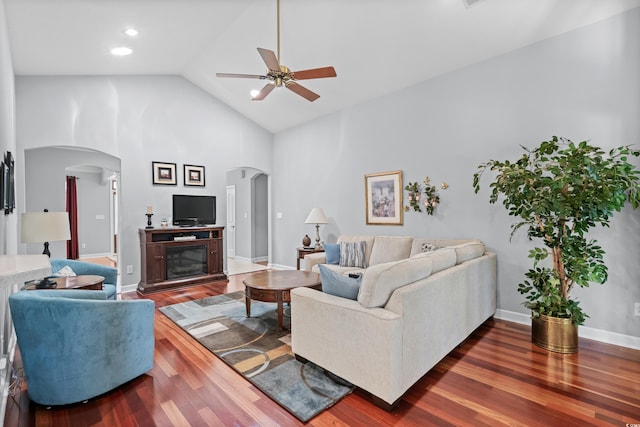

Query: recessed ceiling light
(123, 28), (139, 37)
(111, 47), (133, 56)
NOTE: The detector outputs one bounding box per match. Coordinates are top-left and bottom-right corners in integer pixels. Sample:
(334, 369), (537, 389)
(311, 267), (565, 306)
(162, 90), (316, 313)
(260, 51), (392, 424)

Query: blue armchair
(9, 290), (155, 406)
(50, 259), (118, 299)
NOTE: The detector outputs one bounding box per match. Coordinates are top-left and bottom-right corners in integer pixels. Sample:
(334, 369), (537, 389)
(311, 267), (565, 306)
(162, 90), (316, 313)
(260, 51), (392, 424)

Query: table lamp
(21, 210), (71, 257)
(304, 208), (329, 249)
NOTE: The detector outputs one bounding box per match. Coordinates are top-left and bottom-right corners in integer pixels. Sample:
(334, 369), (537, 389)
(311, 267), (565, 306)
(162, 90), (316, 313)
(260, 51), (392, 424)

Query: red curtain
(66, 176), (79, 259)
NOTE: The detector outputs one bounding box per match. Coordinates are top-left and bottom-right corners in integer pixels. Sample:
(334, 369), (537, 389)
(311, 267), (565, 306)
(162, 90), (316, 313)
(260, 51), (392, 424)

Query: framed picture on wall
(152, 161), (177, 185)
(184, 164), (205, 186)
(364, 170), (403, 225)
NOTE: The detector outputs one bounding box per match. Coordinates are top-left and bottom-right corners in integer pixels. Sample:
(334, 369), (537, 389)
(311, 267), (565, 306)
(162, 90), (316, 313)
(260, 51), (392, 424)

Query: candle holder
(145, 213), (154, 229)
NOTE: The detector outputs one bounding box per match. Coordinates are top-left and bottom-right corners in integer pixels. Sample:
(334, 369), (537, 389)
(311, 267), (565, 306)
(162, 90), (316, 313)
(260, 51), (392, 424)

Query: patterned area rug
(159, 291), (354, 422)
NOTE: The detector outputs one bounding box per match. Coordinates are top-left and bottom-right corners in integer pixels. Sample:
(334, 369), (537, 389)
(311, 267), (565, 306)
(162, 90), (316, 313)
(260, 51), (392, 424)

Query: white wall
(272, 8), (640, 337)
(0, 0), (16, 255)
(16, 76), (273, 287)
(23, 147), (119, 258)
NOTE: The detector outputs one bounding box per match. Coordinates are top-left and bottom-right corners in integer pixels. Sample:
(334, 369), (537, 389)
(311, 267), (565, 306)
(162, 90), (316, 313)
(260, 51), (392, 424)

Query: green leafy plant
(404, 181), (423, 212)
(405, 177), (441, 215)
(422, 177), (440, 216)
(473, 136), (640, 325)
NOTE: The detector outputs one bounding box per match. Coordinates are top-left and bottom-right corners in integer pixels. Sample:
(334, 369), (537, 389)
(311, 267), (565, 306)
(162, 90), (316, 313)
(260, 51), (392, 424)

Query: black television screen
(172, 195), (216, 226)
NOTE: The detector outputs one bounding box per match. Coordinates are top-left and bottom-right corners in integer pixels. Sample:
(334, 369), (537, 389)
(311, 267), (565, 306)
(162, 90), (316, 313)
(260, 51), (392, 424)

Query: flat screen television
(172, 194), (216, 227)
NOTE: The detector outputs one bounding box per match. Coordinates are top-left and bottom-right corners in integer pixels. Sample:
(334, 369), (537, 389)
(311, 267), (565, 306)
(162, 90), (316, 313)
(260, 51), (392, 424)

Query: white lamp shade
(21, 212), (71, 243)
(304, 208), (329, 224)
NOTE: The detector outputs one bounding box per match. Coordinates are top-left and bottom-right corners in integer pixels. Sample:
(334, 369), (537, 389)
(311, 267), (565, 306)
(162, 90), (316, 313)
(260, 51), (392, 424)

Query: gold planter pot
(531, 314), (578, 353)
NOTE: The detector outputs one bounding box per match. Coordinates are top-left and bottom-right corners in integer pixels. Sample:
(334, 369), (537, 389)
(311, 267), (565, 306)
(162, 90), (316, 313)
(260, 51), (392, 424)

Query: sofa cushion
(324, 244), (340, 265)
(311, 264), (365, 275)
(448, 241), (486, 264)
(358, 257), (433, 308)
(420, 242), (442, 253)
(319, 265), (362, 300)
(340, 241), (367, 268)
(368, 236), (413, 266)
(337, 235), (375, 266)
(409, 238), (485, 259)
(411, 248), (456, 273)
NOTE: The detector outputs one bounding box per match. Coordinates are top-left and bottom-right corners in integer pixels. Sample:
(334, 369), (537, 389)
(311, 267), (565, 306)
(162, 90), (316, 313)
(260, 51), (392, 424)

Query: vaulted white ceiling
(5, 0), (640, 133)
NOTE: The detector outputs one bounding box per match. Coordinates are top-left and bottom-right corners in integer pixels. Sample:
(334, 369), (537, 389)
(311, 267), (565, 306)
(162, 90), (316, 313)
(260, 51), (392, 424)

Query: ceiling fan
(216, 0), (337, 102)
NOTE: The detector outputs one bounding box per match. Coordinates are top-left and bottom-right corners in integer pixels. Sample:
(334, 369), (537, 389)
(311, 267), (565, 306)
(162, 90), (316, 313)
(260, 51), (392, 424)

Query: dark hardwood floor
(5, 274), (640, 426)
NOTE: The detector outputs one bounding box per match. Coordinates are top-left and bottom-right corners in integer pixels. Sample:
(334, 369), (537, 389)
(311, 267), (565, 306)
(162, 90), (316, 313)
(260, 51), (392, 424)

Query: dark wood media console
(137, 226), (226, 294)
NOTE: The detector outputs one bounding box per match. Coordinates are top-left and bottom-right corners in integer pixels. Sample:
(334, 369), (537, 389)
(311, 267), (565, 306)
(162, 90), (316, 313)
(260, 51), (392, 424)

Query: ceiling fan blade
(291, 66), (337, 80)
(252, 83), (275, 101)
(286, 82), (320, 102)
(257, 48), (280, 72)
(216, 73), (266, 79)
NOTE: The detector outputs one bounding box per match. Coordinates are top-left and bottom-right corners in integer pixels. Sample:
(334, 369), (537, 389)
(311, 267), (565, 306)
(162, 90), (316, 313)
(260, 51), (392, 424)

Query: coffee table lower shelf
(243, 270), (322, 331)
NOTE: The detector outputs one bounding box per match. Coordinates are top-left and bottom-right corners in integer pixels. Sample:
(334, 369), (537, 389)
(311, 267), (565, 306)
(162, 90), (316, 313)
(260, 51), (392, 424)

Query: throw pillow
(324, 244), (340, 265)
(421, 242), (442, 253)
(56, 265), (76, 277)
(319, 264), (361, 300)
(339, 241), (366, 268)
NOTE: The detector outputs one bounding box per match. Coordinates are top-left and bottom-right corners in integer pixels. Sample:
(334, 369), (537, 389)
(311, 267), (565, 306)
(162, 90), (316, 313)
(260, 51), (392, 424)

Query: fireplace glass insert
(166, 244), (207, 280)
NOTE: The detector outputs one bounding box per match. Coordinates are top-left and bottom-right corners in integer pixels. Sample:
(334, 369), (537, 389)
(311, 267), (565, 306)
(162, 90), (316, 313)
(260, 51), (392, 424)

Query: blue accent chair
(50, 259), (118, 299)
(9, 290), (155, 406)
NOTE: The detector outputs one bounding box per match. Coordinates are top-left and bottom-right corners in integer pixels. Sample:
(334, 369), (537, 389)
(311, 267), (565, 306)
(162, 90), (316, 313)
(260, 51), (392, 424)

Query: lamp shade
(304, 208), (328, 224)
(21, 212), (71, 243)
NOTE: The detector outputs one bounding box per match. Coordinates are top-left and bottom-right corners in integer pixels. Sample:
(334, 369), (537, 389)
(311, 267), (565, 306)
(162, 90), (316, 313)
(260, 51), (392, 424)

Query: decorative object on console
(302, 234), (311, 247)
(152, 161), (177, 185)
(145, 205), (153, 229)
(184, 164), (205, 186)
(473, 136), (640, 353)
(304, 207), (329, 249)
(21, 210), (71, 257)
(365, 170), (403, 225)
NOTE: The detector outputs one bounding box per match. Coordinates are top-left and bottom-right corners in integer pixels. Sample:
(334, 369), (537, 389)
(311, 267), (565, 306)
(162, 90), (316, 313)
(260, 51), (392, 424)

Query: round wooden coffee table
(243, 270), (321, 331)
(25, 275), (105, 291)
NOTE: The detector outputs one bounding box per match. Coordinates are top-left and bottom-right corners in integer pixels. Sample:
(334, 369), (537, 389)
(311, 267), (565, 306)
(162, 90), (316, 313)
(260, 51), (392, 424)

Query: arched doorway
(225, 167), (269, 275)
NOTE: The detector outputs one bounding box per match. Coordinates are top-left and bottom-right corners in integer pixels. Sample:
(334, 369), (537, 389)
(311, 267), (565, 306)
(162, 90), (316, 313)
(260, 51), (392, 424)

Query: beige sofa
(291, 235), (497, 408)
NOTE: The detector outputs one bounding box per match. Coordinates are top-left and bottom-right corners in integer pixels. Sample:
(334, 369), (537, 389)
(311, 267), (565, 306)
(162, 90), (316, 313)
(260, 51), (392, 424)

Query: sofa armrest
(303, 252), (326, 271)
(291, 287), (402, 405)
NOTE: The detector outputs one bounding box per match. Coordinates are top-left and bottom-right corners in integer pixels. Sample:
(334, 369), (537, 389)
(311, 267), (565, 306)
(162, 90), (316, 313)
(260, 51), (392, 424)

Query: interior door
(226, 185), (236, 258)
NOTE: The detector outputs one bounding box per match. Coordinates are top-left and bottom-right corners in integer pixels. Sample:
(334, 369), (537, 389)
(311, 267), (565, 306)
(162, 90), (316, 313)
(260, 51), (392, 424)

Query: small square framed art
(152, 161), (177, 185)
(184, 164), (205, 186)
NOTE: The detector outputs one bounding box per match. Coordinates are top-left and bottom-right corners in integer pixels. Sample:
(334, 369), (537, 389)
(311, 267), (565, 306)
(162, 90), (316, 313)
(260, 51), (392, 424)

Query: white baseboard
(80, 252), (113, 259)
(120, 283), (138, 294)
(495, 309), (640, 350)
(252, 256), (268, 263)
(268, 263), (293, 270)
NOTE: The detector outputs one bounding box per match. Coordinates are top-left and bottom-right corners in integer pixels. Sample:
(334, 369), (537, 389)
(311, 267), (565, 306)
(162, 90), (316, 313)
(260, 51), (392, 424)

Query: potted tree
(473, 136), (640, 353)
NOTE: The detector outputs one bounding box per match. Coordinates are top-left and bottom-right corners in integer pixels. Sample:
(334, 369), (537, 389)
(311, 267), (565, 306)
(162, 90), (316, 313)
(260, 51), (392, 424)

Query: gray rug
(159, 291), (354, 422)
